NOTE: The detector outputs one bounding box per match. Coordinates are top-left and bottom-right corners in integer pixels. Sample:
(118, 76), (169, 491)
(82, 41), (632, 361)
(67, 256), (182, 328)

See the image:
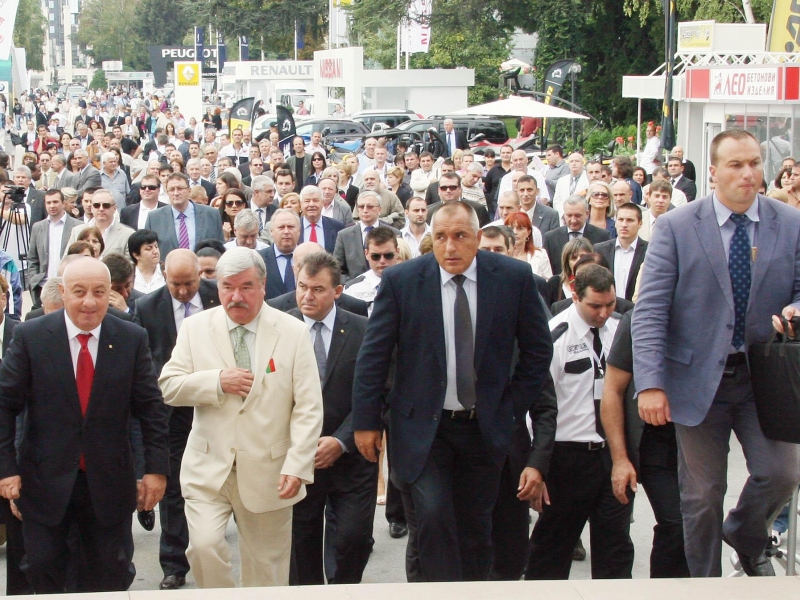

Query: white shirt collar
(302, 303), (337, 331)
(49, 212), (67, 226)
(64, 311), (103, 338)
(439, 256), (478, 287)
(225, 309), (262, 335)
(615, 236), (638, 252)
(566, 302), (594, 342)
(712, 193), (760, 226)
(171, 291), (202, 313)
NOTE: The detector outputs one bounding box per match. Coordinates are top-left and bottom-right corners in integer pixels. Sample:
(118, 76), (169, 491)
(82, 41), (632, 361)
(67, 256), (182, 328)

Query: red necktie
(309, 222), (318, 243)
(76, 333), (94, 471)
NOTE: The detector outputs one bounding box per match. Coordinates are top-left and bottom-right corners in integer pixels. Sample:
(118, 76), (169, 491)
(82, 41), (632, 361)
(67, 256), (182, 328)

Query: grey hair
(270, 208), (301, 229)
(41, 277), (64, 308)
(51, 154), (67, 169)
(74, 149), (88, 159)
(186, 158), (201, 169)
(233, 209), (260, 233)
(563, 194), (589, 211)
(431, 201), (480, 234)
(93, 188), (116, 205)
(101, 151), (117, 165)
(468, 162), (483, 175)
(215, 247), (267, 281)
(300, 185), (322, 201)
(251, 175), (275, 192)
(223, 167), (242, 182)
(14, 165), (31, 178)
(356, 190), (381, 206)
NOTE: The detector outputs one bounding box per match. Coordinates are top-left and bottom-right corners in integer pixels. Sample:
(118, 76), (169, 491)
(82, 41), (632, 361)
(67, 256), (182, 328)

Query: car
(251, 116), (370, 146)
(350, 109), (421, 131)
(56, 83), (88, 102)
(397, 116), (509, 145)
(471, 136), (544, 165)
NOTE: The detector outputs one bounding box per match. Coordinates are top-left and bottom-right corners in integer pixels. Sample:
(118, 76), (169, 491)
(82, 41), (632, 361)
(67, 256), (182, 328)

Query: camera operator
(0, 181), (26, 318)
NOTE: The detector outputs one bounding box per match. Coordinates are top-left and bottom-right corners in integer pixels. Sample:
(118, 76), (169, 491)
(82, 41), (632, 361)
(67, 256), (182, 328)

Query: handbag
(9, 132), (23, 146)
(748, 318), (800, 444)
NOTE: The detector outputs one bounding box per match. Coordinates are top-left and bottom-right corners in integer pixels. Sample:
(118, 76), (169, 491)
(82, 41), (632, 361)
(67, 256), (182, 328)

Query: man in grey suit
(632, 129), (800, 578)
(50, 155), (76, 190)
(73, 149), (102, 196)
(26, 189), (82, 307)
(518, 175), (560, 235)
(144, 172), (225, 258)
(333, 191), (399, 283)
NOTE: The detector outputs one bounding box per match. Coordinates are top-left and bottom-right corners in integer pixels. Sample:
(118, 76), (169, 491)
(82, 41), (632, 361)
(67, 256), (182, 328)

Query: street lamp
(568, 63), (582, 146)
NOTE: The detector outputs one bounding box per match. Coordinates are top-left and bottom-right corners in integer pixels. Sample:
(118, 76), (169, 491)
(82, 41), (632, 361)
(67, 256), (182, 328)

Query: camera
(2, 185), (26, 204)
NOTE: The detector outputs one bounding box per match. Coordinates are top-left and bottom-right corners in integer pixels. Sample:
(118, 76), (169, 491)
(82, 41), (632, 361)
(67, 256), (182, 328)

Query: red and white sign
(402, 0), (432, 54)
(319, 58), (343, 80)
(709, 68), (779, 101)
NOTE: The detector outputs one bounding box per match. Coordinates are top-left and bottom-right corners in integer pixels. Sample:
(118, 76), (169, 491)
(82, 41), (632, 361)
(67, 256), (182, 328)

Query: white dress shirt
(171, 292), (202, 333)
(612, 237), (638, 297)
(400, 223), (431, 258)
(343, 270), (383, 316)
(138, 203), (157, 230)
(65, 313), (101, 375)
(47, 214), (67, 280)
(134, 265), (166, 295)
(440, 258), (478, 410)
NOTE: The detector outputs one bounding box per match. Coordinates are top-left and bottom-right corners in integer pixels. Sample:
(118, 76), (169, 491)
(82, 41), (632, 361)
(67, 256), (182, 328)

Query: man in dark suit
(667, 155), (697, 202)
(333, 191), (400, 283)
(144, 172), (225, 257)
(426, 172), (491, 228)
(133, 250), (219, 590)
(186, 159), (217, 199)
(353, 202), (554, 582)
(442, 118), (468, 158)
(594, 202), (648, 302)
(298, 186), (344, 253)
(11, 165), (46, 227)
(543, 195), (611, 275)
(259, 209), (300, 300)
(289, 252), (377, 585)
(119, 174), (167, 231)
(0, 257), (169, 593)
(671, 146), (696, 181)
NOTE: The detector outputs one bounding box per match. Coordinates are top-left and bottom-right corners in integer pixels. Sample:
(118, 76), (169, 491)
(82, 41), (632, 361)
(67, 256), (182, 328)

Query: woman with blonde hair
(279, 192), (302, 215)
(61, 187), (81, 218)
(587, 181), (616, 237)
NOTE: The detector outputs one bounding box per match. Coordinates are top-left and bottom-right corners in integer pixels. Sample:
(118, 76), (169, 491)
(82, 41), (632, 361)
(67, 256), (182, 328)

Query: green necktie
(233, 326), (251, 371)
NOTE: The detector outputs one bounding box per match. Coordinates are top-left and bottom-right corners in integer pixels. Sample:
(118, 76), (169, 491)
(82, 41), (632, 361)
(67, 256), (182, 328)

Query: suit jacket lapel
(210, 307), (236, 368)
(46, 313), (89, 421)
(474, 253), (496, 373)
(89, 317), (120, 419)
(158, 289), (179, 350)
(243, 304), (279, 409)
(420, 259), (446, 375)
(324, 310), (349, 389)
(694, 199), (734, 310)
(750, 198), (778, 304)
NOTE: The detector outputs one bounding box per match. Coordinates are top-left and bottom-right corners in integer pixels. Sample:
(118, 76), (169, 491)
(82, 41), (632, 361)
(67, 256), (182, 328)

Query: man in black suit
(353, 202), (554, 582)
(442, 118), (468, 158)
(299, 185), (345, 253)
(0, 257), (169, 593)
(133, 250), (219, 590)
(671, 146), (696, 181)
(12, 165), (46, 227)
(289, 252), (376, 585)
(426, 172), (491, 228)
(119, 174), (167, 230)
(667, 155), (697, 201)
(543, 195), (611, 276)
(259, 209), (300, 300)
(594, 203), (648, 302)
(186, 159), (217, 200)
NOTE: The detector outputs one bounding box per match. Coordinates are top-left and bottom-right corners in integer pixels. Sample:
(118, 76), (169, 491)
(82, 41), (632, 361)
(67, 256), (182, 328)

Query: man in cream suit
(159, 247), (324, 588)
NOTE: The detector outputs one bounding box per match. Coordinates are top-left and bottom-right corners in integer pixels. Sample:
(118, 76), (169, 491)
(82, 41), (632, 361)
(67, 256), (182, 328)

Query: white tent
(451, 95), (588, 120)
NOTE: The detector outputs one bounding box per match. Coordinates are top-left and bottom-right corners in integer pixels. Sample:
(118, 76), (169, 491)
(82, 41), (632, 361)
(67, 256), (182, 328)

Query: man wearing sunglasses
(426, 172), (491, 228)
(120, 174), (167, 230)
(65, 189), (135, 258)
(342, 227), (398, 316)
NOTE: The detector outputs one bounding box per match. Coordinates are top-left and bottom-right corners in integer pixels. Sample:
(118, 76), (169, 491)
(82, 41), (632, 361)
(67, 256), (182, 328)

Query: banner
(0, 0), (21, 62)
(239, 35), (249, 61)
(275, 105), (297, 159)
(401, 0), (432, 54)
(216, 31), (226, 73)
(767, 0), (800, 52)
(229, 97), (255, 133)
(194, 27), (204, 69)
(541, 59), (578, 143)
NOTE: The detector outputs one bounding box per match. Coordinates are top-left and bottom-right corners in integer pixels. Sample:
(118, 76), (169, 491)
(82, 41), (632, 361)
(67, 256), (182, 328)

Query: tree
(12, 0), (46, 71)
(90, 70), (107, 90)
(133, 0), (193, 47)
(76, 0), (150, 70)
(623, 0), (773, 24)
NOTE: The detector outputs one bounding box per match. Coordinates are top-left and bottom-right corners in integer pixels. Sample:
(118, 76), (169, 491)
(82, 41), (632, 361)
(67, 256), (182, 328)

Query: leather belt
(442, 408), (477, 421)
(556, 440), (607, 451)
(725, 352), (747, 368)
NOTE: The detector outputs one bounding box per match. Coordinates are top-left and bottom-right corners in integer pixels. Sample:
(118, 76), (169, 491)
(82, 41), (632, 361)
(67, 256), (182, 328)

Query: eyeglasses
(141, 185), (159, 191)
(92, 202), (113, 209)
(225, 200), (246, 207)
(250, 163), (263, 167)
(313, 157), (324, 161)
(439, 185), (460, 191)
(357, 204), (379, 210)
(167, 187), (189, 193)
(369, 252), (396, 261)
(590, 192), (609, 198)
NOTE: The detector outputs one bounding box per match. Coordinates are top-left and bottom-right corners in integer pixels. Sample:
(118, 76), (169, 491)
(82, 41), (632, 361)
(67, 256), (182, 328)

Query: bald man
(0, 258), (169, 593)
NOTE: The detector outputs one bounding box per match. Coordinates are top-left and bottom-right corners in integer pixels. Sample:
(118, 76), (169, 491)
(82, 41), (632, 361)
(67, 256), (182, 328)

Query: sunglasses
(140, 185), (159, 191)
(92, 202), (113, 209)
(369, 252), (396, 261)
(590, 192), (609, 198)
(439, 185), (459, 191)
(313, 157), (324, 161)
(225, 200), (246, 207)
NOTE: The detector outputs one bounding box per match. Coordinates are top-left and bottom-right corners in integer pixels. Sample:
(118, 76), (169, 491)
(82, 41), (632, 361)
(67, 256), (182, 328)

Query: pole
(637, 98), (642, 155)
(397, 22), (401, 69)
(329, 0), (333, 50)
(294, 20), (298, 61)
(570, 71), (576, 146)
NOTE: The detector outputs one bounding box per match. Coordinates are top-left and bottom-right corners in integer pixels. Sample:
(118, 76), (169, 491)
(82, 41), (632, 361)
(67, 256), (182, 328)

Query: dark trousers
(490, 457), (530, 580)
(0, 499), (31, 595)
(638, 424), (689, 578)
(392, 472), (421, 582)
(384, 433), (406, 526)
(291, 452), (378, 585)
(407, 416), (502, 582)
(159, 407), (192, 578)
(21, 472), (135, 593)
(525, 444), (634, 580)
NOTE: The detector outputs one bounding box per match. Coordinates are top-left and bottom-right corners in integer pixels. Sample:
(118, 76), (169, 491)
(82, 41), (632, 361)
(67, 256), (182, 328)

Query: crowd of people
(0, 89), (797, 594)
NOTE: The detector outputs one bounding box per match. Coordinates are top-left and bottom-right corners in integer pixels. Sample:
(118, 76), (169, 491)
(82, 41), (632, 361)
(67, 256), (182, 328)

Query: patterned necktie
(178, 212), (190, 249)
(309, 222), (318, 243)
(312, 321), (326, 383)
(728, 213), (751, 349)
(183, 302), (192, 319)
(590, 327), (606, 438)
(569, 176), (578, 194)
(256, 208), (264, 234)
(233, 326), (251, 371)
(453, 275), (477, 410)
(210, 166), (216, 182)
(76, 333), (94, 471)
(283, 253), (295, 291)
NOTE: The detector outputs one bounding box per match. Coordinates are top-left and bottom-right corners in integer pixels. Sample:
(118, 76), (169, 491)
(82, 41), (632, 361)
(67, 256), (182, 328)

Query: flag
(194, 27), (204, 67)
(541, 59), (578, 143)
(276, 106), (297, 158)
(229, 98), (255, 133)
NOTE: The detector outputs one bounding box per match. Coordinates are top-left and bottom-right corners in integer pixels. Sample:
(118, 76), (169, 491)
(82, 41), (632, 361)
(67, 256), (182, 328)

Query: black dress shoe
(137, 509), (155, 531)
(572, 538), (586, 561)
(159, 575), (186, 590)
(389, 522), (408, 538)
(738, 551), (775, 576)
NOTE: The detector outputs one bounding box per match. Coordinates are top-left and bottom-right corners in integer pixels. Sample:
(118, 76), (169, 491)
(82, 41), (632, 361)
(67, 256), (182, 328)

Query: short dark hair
(102, 252), (134, 284)
(406, 196), (427, 210)
(128, 229), (159, 263)
(517, 174), (537, 187)
(365, 226), (398, 249)
(480, 225), (513, 249)
(275, 168), (295, 182)
(44, 188), (65, 202)
(297, 252), (342, 288)
(483, 148), (496, 158)
(710, 129), (757, 166)
(439, 172), (461, 187)
(650, 179), (672, 196)
(546, 144), (564, 157)
(613, 156), (634, 179)
(196, 246), (222, 259)
(167, 172), (190, 187)
(195, 238), (227, 255)
(574, 263), (615, 300)
(419, 151), (433, 160)
(616, 202), (642, 222)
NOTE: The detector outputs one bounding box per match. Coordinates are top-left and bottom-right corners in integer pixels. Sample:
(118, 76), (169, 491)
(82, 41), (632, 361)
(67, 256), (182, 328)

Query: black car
(397, 117), (509, 145)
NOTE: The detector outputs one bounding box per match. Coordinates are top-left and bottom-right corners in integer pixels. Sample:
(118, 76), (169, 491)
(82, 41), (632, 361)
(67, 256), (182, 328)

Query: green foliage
(133, 0), (193, 46)
(624, 0), (773, 25)
(89, 70), (108, 90)
(12, 0), (46, 72)
(77, 0), (150, 70)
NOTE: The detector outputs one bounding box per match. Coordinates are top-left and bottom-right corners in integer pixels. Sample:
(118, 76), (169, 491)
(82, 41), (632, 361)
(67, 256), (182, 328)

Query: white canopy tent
(451, 95), (588, 120)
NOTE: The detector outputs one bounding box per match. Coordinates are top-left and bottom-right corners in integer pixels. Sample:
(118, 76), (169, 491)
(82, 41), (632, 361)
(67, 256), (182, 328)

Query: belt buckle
(588, 440), (606, 451)
(450, 408), (476, 420)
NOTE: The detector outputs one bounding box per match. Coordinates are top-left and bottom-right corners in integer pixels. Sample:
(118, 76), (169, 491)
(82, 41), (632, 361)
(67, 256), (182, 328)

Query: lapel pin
(340, 329), (345, 333)
(108, 345), (113, 349)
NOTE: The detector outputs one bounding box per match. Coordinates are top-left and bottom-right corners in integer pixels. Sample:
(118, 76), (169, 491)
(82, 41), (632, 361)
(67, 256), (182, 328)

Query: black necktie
(283, 253), (295, 291)
(453, 275), (476, 410)
(590, 327), (606, 438)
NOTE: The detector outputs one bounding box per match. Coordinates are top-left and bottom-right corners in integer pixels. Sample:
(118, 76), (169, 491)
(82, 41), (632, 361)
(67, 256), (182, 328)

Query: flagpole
(294, 20), (298, 60)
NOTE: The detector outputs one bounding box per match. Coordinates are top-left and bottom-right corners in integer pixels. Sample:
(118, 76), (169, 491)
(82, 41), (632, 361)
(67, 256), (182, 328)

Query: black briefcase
(748, 321), (800, 444)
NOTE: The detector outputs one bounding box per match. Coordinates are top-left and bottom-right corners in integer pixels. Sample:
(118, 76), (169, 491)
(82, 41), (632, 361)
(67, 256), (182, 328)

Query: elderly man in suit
(159, 248), (324, 588)
(360, 170), (405, 229)
(442, 118), (468, 158)
(594, 203), (648, 302)
(65, 189), (135, 258)
(551, 153), (590, 218)
(543, 195), (611, 275)
(353, 202), (554, 582)
(72, 149), (102, 196)
(134, 250), (219, 590)
(51, 155), (76, 190)
(144, 172), (225, 257)
(334, 191), (400, 283)
(633, 129), (800, 577)
(318, 177), (355, 227)
(298, 185), (345, 254)
(27, 189), (82, 307)
(260, 209), (301, 300)
(289, 252), (376, 585)
(0, 257), (169, 593)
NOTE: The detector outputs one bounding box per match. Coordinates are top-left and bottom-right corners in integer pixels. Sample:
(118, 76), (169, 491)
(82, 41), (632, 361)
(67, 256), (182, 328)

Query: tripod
(0, 202), (31, 291)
